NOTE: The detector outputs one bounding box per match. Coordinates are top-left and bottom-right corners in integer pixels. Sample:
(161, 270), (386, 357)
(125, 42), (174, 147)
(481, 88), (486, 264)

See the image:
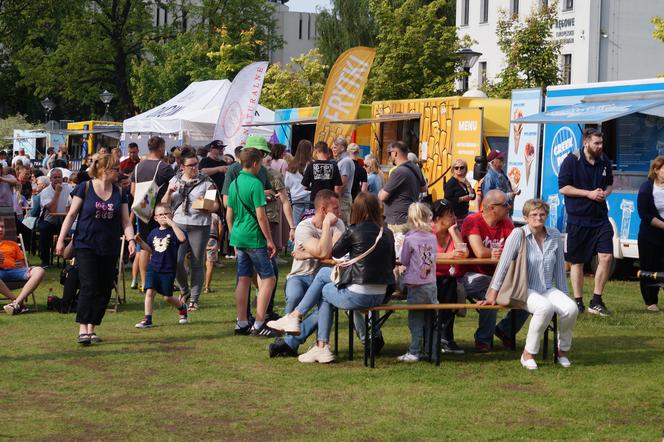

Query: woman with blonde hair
(482, 198), (577, 370)
(364, 157), (383, 196)
(56, 152), (136, 345)
(444, 158), (475, 227)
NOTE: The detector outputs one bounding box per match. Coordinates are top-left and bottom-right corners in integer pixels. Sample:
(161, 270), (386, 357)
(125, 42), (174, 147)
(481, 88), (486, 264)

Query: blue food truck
(514, 78), (664, 276)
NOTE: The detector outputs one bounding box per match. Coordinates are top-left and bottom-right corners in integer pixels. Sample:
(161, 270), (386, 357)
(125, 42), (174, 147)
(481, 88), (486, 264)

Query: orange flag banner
(314, 46), (376, 145)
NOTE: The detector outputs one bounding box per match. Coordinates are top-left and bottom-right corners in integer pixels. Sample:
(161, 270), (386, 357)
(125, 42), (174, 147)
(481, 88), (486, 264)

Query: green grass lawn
(1, 258), (663, 441)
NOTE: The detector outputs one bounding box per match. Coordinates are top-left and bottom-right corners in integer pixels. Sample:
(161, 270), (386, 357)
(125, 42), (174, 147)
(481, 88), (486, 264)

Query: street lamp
(40, 97), (56, 124)
(99, 90), (114, 121)
(456, 48), (482, 93)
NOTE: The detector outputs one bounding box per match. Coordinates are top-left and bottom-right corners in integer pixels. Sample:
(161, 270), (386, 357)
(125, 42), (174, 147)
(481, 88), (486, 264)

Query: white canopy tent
(122, 80), (275, 154)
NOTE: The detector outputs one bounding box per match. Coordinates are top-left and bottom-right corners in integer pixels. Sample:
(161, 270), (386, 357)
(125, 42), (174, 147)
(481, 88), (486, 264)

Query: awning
(512, 98), (664, 124)
(243, 118), (317, 127)
(330, 113), (422, 125)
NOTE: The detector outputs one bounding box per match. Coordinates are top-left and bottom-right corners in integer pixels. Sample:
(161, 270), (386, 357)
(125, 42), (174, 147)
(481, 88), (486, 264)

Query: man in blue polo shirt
(558, 128), (613, 316)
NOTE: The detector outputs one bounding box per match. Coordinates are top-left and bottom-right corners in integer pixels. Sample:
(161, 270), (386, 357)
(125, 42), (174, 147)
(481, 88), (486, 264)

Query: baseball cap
(243, 135), (270, 154)
(487, 150), (504, 162)
(207, 140), (226, 150)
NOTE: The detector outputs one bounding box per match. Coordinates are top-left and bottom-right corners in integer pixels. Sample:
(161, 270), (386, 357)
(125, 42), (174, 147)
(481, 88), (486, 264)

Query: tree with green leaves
(260, 48), (328, 110)
(316, 0), (377, 70)
(11, 0), (154, 119)
(654, 16), (664, 77)
(365, 0), (459, 101)
(482, 3), (562, 98)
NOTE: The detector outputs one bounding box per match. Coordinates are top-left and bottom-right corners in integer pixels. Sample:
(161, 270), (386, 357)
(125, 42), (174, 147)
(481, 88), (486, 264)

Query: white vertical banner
(213, 61), (269, 154)
(507, 88), (543, 223)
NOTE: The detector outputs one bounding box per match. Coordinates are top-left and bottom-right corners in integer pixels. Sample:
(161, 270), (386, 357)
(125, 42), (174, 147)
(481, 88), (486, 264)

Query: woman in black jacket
(637, 156), (664, 312)
(444, 159), (475, 227)
(268, 192), (395, 363)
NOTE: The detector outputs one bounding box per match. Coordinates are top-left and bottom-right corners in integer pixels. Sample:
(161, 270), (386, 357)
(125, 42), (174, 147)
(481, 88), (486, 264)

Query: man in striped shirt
(459, 190), (529, 353)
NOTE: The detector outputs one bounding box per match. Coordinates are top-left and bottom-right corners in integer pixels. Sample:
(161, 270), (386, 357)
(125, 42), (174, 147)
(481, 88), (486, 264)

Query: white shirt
(11, 155), (30, 167)
(39, 183), (73, 223)
(653, 183), (664, 218)
(284, 171), (310, 202)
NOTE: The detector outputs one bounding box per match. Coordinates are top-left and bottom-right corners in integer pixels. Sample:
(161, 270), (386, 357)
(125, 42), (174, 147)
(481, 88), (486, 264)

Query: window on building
(307, 14), (311, 40)
(478, 61), (487, 86)
(461, 0), (469, 26)
(480, 0), (489, 23)
(182, 9), (188, 31)
(155, 5), (160, 26)
(540, 0), (549, 9)
(163, 9), (168, 25)
(563, 0), (573, 11)
(562, 54), (572, 84)
(299, 14), (303, 39)
(511, 0), (519, 16)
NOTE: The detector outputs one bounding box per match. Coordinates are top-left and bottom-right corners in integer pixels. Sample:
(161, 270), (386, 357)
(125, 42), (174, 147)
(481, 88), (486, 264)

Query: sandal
(78, 333), (91, 345)
(188, 301), (199, 311)
(89, 333), (102, 343)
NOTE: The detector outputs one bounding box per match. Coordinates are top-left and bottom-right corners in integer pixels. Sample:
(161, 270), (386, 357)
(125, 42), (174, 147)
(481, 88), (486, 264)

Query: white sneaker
(267, 315), (300, 335)
(298, 345), (335, 363)
(646, 304), (660, 312)
(397, 352), (419, 362)
(520, 355), (538, 370)
(557, 356), (571, 368)
(178, 315), (188, 325)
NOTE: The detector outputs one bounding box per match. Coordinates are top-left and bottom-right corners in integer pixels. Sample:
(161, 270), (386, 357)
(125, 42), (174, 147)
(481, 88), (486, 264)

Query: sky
(286, 0), (332, 13)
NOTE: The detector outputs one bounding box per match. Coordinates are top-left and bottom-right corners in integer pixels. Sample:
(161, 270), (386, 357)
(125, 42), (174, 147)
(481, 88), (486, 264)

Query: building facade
(268, 1), (317, 66)
(456, 0), (664, 88)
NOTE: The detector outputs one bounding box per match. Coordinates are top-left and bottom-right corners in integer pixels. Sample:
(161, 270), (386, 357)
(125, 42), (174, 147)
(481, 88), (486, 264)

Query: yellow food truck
(364, 96), (511, 200)
(66, 120), (123, 168)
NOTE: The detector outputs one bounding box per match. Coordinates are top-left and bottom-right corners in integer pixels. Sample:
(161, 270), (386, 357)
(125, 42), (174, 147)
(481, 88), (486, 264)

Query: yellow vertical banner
(451, 107), (484, 211)
(314, 47), (376, 145)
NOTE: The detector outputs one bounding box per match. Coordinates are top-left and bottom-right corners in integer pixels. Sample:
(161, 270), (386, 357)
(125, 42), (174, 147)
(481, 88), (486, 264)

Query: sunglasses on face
(453, 166), (466, 170)
(184, 163), (199, 168)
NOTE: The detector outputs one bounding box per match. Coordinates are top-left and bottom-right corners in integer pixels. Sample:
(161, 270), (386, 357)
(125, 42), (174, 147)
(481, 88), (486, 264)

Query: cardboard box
(192, 189), (217, 211)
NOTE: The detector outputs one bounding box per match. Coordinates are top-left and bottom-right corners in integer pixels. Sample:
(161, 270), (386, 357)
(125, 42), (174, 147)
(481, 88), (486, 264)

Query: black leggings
(76, 249), (117, 325)
(436, 275), (457, 342)
(638, 239), (664, 305)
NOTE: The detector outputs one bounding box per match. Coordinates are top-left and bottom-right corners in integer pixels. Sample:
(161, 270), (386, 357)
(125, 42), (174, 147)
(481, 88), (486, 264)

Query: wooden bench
(333, 303), (558, 368)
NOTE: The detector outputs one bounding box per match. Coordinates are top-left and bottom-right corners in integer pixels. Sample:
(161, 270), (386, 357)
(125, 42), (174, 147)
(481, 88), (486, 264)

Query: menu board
(616, 113), (664, 172)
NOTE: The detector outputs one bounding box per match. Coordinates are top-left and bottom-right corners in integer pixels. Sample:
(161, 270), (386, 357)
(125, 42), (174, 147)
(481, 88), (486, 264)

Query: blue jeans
(406, 283), (438, 355)
(291, 199), (312, 226)
(462, 272), (530, 345)
(294, 267), (384, 343)
(283, 274), (317, 351)
(236, 247), (275, 279)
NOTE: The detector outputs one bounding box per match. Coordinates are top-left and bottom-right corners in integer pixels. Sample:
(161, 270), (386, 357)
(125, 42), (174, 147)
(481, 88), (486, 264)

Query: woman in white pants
(483, 199), (578, 370)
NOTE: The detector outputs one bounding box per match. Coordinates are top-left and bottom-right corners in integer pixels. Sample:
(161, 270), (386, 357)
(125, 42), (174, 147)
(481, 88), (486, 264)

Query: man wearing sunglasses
(459, 189), (529, 353)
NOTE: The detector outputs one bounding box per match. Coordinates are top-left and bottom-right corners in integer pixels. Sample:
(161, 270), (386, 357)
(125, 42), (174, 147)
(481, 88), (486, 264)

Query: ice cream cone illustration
(524, 142), (535, 185)
(513, 110), (523, 154)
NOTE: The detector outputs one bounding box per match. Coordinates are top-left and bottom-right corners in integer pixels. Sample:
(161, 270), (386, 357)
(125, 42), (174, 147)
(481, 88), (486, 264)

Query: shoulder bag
(492, 227), (528, 310)
(132, 161), (161, 223)
(331, 227), (384, 285)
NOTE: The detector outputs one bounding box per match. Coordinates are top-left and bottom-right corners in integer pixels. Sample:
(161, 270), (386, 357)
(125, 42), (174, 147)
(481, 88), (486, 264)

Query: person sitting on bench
(267, 192), (395, 364)
(481, 199), (578, 370)
(1, 219), (46, 315)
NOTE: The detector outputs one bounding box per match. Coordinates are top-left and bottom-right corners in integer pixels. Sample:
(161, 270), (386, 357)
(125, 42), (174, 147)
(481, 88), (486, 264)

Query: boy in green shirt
(227, 139), (278, 337)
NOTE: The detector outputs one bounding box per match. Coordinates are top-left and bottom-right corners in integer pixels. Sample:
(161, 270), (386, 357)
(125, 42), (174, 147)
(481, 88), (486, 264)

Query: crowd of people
(1, 126), (664, 371)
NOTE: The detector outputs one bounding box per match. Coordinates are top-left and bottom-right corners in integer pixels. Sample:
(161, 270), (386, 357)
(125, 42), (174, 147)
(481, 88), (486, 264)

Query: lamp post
(99, 90), (114, 121)
(40, 97), (56, 124)
(456, 48), (482, 93)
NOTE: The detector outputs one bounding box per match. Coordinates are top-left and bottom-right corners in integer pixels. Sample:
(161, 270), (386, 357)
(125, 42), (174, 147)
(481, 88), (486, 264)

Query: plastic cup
(456, 242), (468, 254)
